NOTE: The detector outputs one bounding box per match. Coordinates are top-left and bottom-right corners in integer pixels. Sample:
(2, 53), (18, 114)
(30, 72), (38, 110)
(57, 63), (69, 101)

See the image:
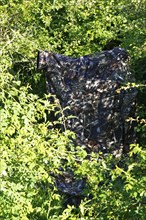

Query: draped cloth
(37, 48), (137, 156)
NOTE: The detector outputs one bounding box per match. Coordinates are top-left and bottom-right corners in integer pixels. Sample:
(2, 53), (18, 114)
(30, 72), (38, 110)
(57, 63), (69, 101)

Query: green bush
(0, 81), (146, 219)
(0, 0), (146, 219)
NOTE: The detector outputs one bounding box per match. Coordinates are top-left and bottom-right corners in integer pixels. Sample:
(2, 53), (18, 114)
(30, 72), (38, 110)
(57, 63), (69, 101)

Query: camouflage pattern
(37, 48), (137, 156)
(51, 171), (86, 206)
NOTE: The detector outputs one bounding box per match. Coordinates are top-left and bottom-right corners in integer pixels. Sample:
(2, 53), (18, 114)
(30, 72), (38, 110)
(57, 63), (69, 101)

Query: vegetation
(0, 0), (146, 219)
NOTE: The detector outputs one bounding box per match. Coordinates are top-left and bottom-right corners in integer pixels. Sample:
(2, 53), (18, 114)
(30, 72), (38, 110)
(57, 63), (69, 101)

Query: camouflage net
(37, 47), (137, 156)
(37, 48), (137, 200)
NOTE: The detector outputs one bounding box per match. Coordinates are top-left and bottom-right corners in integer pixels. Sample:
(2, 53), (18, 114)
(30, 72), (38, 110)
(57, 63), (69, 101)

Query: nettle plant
(0, 71), (74, 219)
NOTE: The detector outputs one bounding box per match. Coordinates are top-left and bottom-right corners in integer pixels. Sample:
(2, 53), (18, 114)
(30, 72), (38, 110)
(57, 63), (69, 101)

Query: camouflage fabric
(37, 47), (137, 156)
(51, 171), (86, 206)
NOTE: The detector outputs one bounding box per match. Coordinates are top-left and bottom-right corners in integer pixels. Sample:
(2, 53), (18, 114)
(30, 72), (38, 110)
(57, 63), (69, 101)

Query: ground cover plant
(0, 0), (146, 219)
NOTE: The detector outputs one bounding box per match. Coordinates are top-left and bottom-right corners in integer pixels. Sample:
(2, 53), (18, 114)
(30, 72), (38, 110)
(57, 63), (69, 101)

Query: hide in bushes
(37, 48), (137, 156)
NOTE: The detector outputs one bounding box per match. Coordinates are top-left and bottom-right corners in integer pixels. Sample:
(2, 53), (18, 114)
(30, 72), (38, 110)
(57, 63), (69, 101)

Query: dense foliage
(0, 0), (146, 219)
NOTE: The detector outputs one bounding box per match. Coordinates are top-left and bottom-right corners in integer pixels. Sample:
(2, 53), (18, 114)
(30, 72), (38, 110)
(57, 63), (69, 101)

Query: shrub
(0, 0), (146, 219)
